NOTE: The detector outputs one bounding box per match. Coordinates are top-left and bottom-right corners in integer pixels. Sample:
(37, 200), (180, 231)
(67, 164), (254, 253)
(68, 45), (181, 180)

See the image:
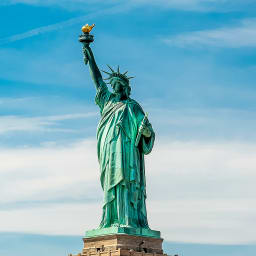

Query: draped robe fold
(95, 83), (155, 228)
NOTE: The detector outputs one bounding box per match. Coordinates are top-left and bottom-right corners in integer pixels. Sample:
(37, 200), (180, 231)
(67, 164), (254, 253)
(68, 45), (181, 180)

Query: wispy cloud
(0, 113), (96, 134)
(132, 0), (211, 11)
(0, 2), (130, 45)
(131, 0), (256, 12)
(0, 46), (88, 87)
(163, 18), (256, 48)
(147, 107), (256, 142)
(0, 139), (256, 243)
(4, 0), (254, 12)
(1, 0), (119, 8)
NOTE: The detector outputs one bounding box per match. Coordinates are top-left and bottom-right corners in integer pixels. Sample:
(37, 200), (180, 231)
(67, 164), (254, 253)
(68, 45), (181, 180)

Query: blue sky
(0, 1), (256, 255)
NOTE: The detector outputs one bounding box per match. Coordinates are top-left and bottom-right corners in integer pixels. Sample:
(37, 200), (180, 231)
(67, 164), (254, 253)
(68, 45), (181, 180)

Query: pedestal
(70, 233), (168, 256)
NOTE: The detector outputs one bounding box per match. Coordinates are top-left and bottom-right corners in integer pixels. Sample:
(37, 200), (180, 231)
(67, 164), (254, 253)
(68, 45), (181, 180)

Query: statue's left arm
(140, 121), (155, 155)
(136, 109), (155, 155)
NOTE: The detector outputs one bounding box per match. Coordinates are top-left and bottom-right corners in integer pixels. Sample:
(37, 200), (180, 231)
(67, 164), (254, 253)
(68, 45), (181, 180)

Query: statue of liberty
(80, 25), (155, 231)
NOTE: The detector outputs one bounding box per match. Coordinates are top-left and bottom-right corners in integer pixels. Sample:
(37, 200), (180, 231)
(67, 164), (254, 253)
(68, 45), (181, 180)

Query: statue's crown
(102, 65), (134, 85)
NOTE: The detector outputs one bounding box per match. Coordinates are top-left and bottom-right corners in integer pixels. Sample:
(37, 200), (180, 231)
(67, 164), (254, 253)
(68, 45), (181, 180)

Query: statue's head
(102, 65), (133, 97)
(110, 77), (131, 97)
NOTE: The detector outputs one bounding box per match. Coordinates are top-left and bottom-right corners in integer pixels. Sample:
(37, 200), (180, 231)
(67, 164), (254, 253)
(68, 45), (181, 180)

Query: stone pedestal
(70, 234), (168, 256)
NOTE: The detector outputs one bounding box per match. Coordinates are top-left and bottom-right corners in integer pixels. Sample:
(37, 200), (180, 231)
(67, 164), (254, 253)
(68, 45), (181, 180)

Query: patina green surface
(85, 227), (160, 238)
(80, 27), (157, 236)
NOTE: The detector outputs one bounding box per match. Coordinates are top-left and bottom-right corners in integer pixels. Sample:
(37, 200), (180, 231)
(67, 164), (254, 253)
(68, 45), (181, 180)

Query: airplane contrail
(0, 3), (131, 46)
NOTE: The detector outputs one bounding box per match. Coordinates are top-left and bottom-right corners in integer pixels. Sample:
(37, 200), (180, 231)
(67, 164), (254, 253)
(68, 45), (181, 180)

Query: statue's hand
(139, 123), (152, 138)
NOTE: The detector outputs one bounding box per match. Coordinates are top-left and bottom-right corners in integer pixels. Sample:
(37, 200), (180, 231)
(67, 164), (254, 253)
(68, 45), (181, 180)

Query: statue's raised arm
(79, 24), (105, 90)
(82, 44), (105, 90)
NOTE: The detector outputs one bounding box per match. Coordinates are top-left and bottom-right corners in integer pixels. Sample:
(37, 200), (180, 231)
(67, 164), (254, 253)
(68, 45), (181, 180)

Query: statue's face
(111, 78), (125, 93)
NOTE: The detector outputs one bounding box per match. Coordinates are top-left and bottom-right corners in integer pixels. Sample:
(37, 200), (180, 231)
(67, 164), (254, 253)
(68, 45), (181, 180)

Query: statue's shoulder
(128, 98), (140, 106)
(128, 98), (144, 113)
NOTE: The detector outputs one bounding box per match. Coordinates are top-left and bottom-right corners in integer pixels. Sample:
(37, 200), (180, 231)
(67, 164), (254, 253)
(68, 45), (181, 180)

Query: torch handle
(135, 113), (148, 147)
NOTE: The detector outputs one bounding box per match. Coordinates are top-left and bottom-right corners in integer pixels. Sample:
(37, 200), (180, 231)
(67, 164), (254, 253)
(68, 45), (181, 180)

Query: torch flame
(82, 24), (95, 33)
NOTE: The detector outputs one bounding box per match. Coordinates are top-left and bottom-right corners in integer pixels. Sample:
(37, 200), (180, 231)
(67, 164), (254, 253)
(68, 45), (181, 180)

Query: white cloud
(150, 199), (256, 244)
(0, 112), (96, 134)
(163, 18), (256, 48)
(0, 139), (100, 203)
(0, 139), (256, 244)
(0, 202), (102, 235)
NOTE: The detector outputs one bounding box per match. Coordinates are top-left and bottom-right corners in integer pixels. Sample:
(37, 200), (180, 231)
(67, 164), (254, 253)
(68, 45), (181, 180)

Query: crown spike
(102, 66), (133, 85)
(107, 64), (115, 73)
(102, 70), (112, 75)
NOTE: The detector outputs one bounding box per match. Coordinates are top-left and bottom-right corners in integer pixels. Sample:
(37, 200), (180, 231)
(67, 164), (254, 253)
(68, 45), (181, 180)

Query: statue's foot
(98, 224), (110, 229)
(109, 223), (132, 228)
(119, 224), (132, 228)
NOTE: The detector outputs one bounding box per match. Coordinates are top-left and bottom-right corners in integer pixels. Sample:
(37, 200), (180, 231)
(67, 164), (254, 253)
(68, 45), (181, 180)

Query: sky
(0, 1), (256, 256)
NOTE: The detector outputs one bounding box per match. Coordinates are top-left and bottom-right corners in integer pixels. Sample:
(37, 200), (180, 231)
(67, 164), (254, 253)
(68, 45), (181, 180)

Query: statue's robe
(95, 83), (155, 228)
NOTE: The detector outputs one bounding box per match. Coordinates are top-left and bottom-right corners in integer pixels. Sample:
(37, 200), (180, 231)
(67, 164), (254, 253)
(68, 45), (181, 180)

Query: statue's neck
(115, 93), (128, 101)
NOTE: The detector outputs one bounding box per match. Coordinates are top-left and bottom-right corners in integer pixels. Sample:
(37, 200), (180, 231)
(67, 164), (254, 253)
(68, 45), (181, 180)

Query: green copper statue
(80, 25), (155, 230)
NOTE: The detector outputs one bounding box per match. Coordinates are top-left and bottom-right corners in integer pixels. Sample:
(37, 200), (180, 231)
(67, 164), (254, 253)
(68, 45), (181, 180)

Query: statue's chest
(102, 99), (136, 128)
